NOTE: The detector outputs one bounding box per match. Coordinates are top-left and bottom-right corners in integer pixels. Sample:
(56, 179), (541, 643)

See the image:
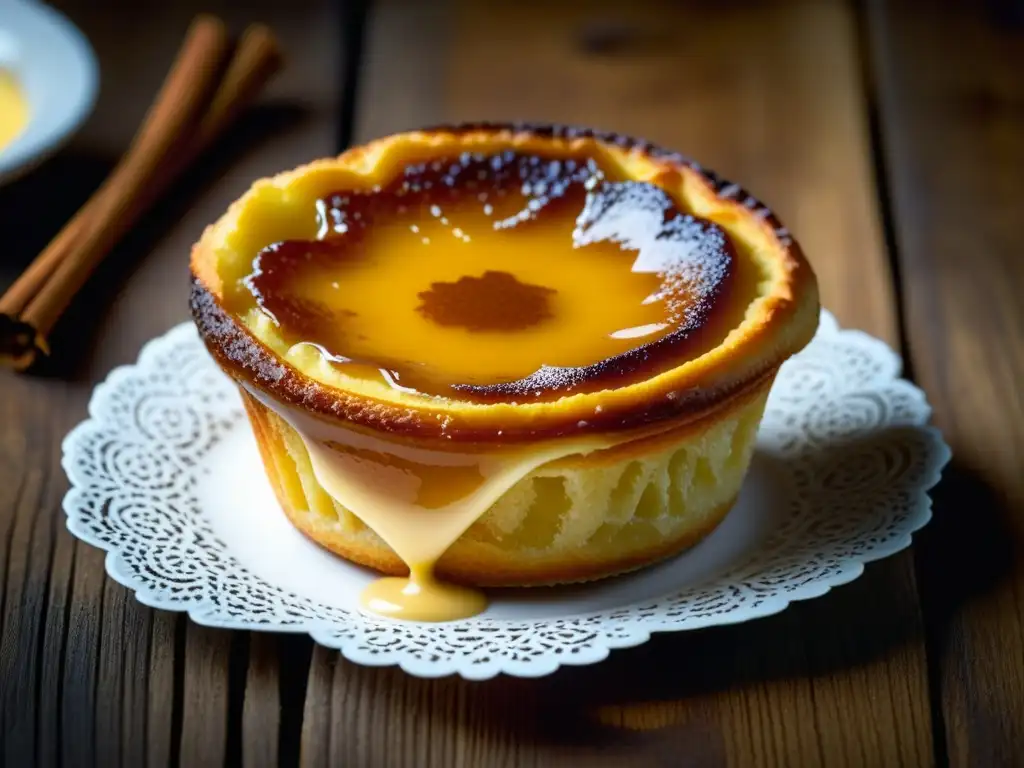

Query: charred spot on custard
(417, 271), (556, 332)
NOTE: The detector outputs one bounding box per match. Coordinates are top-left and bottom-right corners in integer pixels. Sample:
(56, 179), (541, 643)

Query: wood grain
(243, 635), (281, 768)
(96, 580), (128, 767)
(179, 625), (231, 766)
(119, 598), (154, 768)
(0, 0), (341, 765)
(322, 0), (933, 765)
(37, 508), (78, 768)
(0, 380), (65, 768)
(866, 0), (1024, 763)
(299, 647), (335, 768)
(62, 547), (106, 768)
(146, 612), (179, 768)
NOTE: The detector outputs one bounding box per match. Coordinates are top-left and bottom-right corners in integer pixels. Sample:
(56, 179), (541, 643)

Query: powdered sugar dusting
(489, 155), (601, 230)
(453, 172), (734, 399)
(573, 180), (730, 335)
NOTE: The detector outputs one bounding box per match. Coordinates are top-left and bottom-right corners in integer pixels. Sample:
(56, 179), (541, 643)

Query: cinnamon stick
(0, 14), (229, 369)
(0, 17), (283, 371)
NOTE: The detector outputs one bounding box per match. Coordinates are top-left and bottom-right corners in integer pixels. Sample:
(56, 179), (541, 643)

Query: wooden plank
(325, 0), (933, 765)
(299, 646), (335, 768)
(0, 0), (343, 763)
(243, 634), (281, 768)
(277, 635), (314, 768)
(865, 0), (1024, 763)
(178, 625), (232, 766)
(37, 519), (78, 768)
(146, 612), (178, 768)
(304, 655), (528, 768)
(120, 598), (154, 768)
(0, 385), (56, 768)
(62, 546), (106, 768)
(96, 580), (128, 768)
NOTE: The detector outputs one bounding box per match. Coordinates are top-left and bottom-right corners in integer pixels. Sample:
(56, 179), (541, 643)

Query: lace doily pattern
(62, 311), (950, 679)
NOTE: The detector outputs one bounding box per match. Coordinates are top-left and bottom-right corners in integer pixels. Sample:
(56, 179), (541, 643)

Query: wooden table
(1, 0), (1022, 765)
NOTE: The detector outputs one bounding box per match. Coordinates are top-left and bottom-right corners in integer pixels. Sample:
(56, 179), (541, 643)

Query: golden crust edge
(190, 123), (819, 443)
(242, 380), (762, 588)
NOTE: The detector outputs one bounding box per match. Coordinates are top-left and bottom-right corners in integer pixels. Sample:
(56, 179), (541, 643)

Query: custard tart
(190, 123), (819, 621)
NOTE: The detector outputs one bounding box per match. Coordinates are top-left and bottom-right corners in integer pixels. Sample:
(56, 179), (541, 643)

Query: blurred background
(4, 0), (1020, 358)
(1, 0), (930, 355)
(1, 1), (1023, 766)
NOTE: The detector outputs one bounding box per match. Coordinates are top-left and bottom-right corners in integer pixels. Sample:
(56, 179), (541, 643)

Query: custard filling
(234, 150), (750, 401)
(226, 149), (765, 622)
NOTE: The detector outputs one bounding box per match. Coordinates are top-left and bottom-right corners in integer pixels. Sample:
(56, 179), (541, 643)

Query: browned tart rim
(189, 121), (820, 444)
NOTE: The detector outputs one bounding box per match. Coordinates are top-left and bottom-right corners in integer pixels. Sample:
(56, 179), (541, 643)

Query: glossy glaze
(241, 151), (737, 400)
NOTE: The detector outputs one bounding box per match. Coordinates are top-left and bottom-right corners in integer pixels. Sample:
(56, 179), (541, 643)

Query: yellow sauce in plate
(0, 68), (29, 151)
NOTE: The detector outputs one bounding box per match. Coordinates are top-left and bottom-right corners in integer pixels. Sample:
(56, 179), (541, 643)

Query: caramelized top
(190, 123), (820, 442)
(240, 151), (738, 402)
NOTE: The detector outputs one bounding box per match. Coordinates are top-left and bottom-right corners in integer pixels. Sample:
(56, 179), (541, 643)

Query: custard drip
(242, 151), (736, 400)
(298, 431), (552, 623)
(244, 383), (600, 622)
(360, 567), (486, 623)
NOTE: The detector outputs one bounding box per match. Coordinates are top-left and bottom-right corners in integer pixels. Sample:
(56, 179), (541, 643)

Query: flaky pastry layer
(240, 379), (769, 586)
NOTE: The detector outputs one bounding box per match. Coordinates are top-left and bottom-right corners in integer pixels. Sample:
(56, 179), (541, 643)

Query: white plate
(0, 0), (98, 184)
(61, 310), (950, 680)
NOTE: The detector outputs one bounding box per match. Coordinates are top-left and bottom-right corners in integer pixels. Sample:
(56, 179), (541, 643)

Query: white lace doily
(62, 311), (950, 679)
